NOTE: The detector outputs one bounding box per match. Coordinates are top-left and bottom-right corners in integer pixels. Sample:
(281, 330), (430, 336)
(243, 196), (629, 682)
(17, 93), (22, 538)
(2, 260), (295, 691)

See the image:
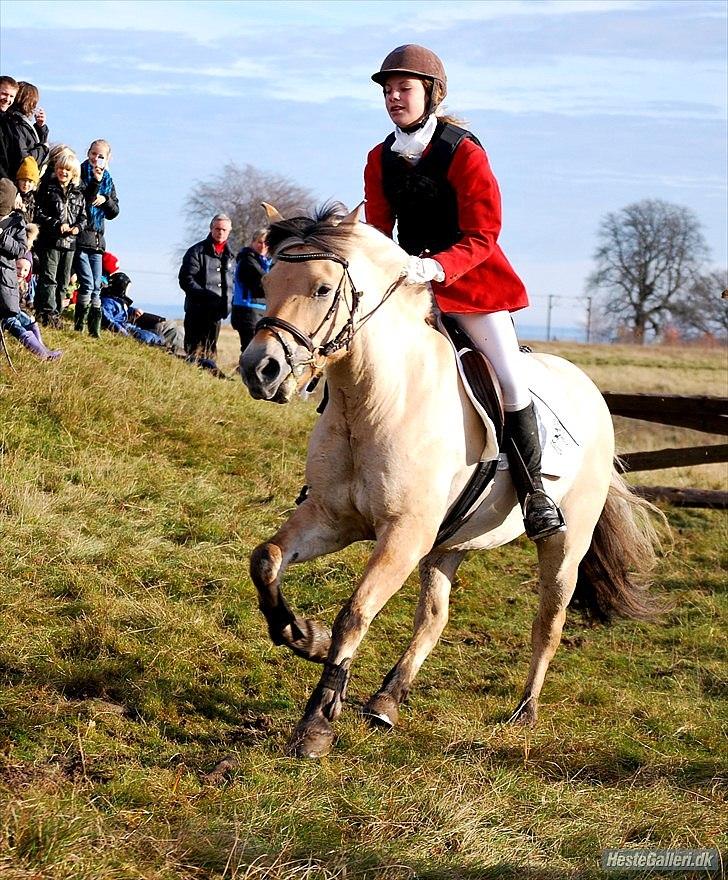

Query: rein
(255, 247), (405, 378)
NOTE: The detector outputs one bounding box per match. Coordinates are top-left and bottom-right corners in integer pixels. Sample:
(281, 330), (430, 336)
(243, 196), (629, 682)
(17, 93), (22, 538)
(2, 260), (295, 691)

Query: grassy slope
(0, 331), (725, 880)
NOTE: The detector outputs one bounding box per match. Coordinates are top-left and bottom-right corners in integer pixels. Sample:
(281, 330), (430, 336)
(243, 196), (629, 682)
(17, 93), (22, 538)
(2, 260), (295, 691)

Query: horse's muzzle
(241, 343), (296, 403)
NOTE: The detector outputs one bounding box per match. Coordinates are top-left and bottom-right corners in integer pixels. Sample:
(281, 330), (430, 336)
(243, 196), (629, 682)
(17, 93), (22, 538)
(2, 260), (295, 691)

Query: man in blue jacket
(178, 213), (234, 358)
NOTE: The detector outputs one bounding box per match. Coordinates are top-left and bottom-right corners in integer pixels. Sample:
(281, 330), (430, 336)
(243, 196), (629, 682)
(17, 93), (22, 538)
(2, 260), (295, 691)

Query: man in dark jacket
(178, 213), (234, 358)
(0, 76), (19, 179)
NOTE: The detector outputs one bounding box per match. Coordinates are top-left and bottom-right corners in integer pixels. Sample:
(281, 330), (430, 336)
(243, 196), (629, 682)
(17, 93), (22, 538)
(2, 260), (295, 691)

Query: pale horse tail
(570, 467), (670, 623)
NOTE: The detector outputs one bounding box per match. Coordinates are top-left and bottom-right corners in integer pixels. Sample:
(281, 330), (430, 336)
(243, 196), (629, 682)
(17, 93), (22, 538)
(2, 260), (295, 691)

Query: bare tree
(586, 199), (709, 343)
(669, 268), (728, 343)
(182, 163), (317, 254)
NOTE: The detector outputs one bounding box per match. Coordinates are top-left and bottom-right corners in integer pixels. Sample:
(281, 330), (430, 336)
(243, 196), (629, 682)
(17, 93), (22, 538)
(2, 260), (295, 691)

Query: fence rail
(602, 393), (728, 509)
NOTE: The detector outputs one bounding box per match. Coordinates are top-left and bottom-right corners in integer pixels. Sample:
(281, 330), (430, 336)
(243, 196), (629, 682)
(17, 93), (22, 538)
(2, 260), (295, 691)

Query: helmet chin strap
(399, 115), (431, 134)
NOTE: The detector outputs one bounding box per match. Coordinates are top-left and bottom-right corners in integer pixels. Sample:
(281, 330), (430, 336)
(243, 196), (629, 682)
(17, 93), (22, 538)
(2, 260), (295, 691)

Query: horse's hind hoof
(362, 692), (399, 729)
(286, 717), (335, 758)
(507, 696), (538, 728)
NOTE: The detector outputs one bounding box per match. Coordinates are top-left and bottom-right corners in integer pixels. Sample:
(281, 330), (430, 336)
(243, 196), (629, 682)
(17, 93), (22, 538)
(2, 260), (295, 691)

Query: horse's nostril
(259, 356), (282, 383)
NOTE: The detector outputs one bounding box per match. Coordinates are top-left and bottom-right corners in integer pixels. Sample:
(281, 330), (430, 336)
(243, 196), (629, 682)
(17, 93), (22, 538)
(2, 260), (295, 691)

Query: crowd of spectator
(1, 74), (271, 372)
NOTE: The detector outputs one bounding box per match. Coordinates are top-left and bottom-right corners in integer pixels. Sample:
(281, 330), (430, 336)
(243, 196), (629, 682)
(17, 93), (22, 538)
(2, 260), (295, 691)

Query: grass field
(0, 328), (725, 879)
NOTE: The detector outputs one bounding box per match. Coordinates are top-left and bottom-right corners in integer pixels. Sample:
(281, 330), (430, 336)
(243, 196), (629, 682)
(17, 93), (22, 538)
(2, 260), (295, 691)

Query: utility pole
(546, 294), (555, 341)
(585, 296), (593, 344)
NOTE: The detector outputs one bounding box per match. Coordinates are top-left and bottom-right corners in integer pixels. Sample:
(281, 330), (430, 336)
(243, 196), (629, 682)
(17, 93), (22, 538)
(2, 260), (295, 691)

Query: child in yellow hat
(15, 155), (39, 224)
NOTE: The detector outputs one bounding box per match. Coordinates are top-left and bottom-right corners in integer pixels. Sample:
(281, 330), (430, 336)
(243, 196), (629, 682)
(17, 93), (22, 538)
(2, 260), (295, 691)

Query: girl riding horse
(364, 44), (564, 542)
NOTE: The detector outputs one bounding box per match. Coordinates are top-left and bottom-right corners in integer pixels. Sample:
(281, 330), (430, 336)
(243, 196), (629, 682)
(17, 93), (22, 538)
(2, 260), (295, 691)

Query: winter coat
(100, 295), (164, 346)
(3, 110), (49, 179)
(0, 211), (28, 318)
(178, 236), (234, 319)
(18, 190), (36, 224)
(76, 160), (120, 253)
(233, 247), (270, 308)
(0, 111), (14, 179)
(35, 179), (87, 251)
(364, 130), (528, 315)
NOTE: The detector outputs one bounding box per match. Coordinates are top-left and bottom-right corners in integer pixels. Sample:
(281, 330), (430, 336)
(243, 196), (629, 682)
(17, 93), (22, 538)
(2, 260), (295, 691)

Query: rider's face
(383, 76), (427, 128)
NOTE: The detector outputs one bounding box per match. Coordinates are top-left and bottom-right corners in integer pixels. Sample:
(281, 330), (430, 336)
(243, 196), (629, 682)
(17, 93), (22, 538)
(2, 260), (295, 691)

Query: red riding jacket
(364, 134), (529, 315)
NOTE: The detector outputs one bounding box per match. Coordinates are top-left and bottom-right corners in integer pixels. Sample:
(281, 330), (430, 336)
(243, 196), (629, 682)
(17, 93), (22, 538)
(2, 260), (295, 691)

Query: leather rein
(255, 247), (405, 379)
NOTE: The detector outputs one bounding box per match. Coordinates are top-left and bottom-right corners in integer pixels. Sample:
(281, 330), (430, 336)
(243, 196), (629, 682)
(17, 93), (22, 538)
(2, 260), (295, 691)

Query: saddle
(434, 315), (505, 545)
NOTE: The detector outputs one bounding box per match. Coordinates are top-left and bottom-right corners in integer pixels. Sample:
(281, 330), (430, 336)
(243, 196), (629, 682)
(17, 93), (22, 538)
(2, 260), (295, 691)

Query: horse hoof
(282, 617), (332, 663)
(286, 717), (335, 758)
(507, 697), (538, 728)
(362, 692), (399, 729)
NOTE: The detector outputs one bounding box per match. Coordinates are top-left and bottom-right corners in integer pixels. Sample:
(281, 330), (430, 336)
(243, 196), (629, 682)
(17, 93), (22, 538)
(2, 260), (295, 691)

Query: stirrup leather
(523, 490), (566, 541)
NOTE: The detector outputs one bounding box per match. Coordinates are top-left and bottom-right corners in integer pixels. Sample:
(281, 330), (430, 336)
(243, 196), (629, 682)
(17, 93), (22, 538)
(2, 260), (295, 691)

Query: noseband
(255, 247), (403, 378)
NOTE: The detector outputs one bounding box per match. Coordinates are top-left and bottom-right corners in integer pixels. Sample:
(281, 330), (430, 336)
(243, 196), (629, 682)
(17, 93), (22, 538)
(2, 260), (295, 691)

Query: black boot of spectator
(87, 306), (102, 338)
(74, 304), (89, 332)
(37, 310), (61, 329)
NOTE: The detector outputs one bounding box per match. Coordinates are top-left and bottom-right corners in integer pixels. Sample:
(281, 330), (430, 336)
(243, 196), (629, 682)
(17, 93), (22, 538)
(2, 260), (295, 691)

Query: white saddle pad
(496, 353), (581, 478)
(439, 319), (582, 479)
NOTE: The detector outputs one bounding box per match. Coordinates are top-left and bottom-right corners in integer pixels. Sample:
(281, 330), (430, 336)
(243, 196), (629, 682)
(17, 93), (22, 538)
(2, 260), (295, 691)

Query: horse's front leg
(288, 521), (434, 758)
(363, 548), (466, 728)
(250, 499), (359, 662)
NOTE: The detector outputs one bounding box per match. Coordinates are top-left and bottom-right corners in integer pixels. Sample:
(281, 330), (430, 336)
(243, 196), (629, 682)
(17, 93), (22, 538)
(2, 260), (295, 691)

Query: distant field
(0, 331), (725, 879)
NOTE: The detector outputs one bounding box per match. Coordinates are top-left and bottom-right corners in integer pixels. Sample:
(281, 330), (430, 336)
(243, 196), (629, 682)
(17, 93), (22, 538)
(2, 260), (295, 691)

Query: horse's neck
(326, 300), (444, 427)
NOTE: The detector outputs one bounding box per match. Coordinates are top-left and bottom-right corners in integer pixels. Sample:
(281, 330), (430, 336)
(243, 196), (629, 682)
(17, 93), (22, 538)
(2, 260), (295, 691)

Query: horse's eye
(315, 284), (332, 298)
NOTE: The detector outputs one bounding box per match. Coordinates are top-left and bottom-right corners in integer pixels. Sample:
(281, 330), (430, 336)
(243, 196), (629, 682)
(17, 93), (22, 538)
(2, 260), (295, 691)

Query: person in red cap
(364, 44), (564, 542)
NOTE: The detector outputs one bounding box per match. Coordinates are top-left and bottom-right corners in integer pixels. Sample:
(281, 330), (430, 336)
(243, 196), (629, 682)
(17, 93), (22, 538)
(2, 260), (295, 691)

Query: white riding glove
(401, 255), (445, 285)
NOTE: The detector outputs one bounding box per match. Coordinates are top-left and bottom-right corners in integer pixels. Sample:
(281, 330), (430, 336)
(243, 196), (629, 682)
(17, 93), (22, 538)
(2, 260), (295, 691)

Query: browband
(276, 250), (349, 268)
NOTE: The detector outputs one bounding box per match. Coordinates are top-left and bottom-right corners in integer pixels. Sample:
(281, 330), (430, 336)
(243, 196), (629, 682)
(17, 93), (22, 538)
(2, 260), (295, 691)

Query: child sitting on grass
(0, 179), (61, 361)
(5, 256), (63, 360)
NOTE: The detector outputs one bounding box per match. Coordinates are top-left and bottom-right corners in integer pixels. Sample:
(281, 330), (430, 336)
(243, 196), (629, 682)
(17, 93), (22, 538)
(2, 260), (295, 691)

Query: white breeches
(448, 311), (531, 412)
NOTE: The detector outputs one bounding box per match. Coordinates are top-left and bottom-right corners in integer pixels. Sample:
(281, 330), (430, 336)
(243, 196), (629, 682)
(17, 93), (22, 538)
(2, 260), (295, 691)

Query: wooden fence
(602, 393), (728, 509)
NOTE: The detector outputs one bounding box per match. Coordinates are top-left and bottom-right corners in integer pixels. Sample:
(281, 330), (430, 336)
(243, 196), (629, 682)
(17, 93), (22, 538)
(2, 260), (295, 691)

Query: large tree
(587, 199), (709, 343)
(669, 268), (728, 343)
(183, 163), (316, 254)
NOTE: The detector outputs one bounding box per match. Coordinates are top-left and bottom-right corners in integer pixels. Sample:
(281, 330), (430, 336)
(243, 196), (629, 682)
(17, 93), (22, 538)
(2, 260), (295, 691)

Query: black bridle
(254, 246), (404, 378)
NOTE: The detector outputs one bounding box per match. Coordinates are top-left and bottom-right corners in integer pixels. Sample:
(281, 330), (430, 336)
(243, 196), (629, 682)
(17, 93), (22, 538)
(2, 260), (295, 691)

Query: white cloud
(135, 58), (269, 78)
(409, 0), (646, 31)
(41, 82), (245, 97)
(446, 55), (727, 118)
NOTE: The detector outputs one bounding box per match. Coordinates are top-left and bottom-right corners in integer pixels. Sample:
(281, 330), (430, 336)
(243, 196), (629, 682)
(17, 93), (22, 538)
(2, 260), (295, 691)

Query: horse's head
(241, 201), (401, 403)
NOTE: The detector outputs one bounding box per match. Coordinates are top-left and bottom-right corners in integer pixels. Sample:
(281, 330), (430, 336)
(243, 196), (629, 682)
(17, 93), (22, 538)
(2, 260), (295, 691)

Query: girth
(433, 315), (505, 546)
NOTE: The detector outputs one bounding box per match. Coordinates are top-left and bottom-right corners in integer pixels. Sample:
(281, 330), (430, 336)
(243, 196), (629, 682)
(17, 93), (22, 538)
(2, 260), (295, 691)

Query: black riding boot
(505, 402), (565, 541)
(74, 304), (89, 332)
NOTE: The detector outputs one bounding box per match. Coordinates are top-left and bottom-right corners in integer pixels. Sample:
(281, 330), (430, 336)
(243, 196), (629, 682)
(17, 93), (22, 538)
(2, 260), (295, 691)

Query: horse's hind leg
(509, 488), (602, 727)
(250, 500), (357, 662)
(363, 549), (466, 728)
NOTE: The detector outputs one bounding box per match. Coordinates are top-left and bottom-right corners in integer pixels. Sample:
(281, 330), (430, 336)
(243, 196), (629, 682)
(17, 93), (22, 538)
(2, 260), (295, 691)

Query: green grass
(0, 330), (726, 879)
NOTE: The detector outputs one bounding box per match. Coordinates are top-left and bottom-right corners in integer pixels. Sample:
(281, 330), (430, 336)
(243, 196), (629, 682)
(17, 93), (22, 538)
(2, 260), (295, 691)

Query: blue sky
(1, 0), (726, 333)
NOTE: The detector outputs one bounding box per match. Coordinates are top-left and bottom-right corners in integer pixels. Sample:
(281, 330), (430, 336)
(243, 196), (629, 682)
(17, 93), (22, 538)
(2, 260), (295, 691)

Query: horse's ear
(261, 202), (283, 223)
(341, 201), (366, 226)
